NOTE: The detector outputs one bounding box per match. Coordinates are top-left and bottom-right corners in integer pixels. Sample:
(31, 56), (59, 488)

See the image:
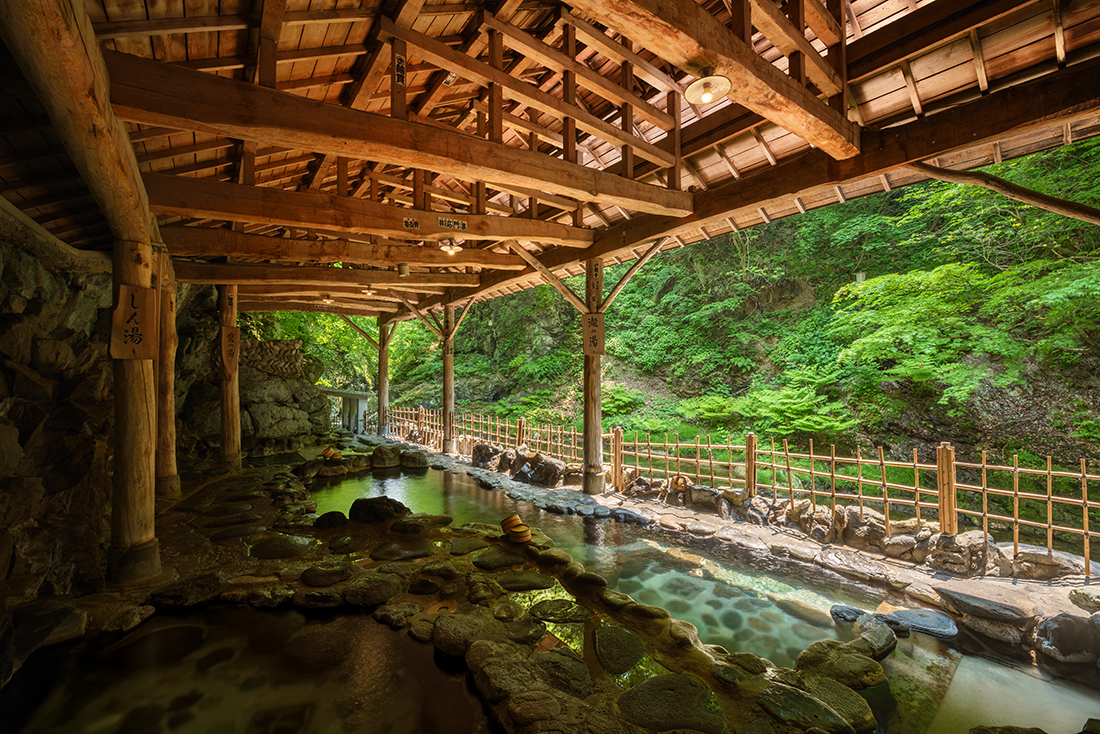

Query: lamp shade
(684, 70), (732, 105)
(397, 263), (410, 277)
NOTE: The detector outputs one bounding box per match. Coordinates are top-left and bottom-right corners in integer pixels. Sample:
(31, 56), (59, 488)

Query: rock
(507, 690), (561, 726)
(886, 609), (958, 640)
(293, 458), (324, 480)
(883, 534), (918, 559)
(1069, 587), (1100, 614)
(759, 682), (855, 734)
(329, 535), (369, 554)
(618, 674), (727, 734)
(593, 626), (645, 675)
(344, 574), (402, 608)
(369, 538), (434, 561)
(400, 450), (429, 468)
(1035, 614), (1100, 664)
(574, 571), (608, 588)
(280, 621), (352, 672)
(1008, 544), (1087, 580)
(316, 460), (349, 478)
(799, 507), (837, 544)
(817, 549), (888, 582)
(422, 560), (459, 579)
(371, 445), (401, 468)
(831, 605), (864, 627)
(531, 648), (594, 699)
(313, 511), (348, 530)
(474, 548), (526, 570)
(496, 570), (556, 591)
(408, 577), (441, 595)
(202, 512), (263, 529)
(536, 548), (573, 567)
(248, 588), (295, 609)
(935, 586), (1035, 626)
(210, 525), (265, 542)
(797, 640), (887, 689)
(450, 538), (489, 555)
(293, 589), (343, 609)
(349, 496), (410, 523)
(531, 457), (566, 487)
(801, 676), (878, 734)
(927, 532), (996, 577)
(390, 513), (453, 534)
(204, 502), (253, 516)
(300, 562), (355, 587)
(503, 617), (546, 645)
(959, 615), (1023, 645)
(433, 614), (483, 656)
(849, 622), (898, 662)
(150, 573), (226, 610)
(771, 597), (834, 628)
(855, 613), (909, 639)
(250, 534), (314, 559)
(529, 599), (592, 624)
(372, 602), (423, 629)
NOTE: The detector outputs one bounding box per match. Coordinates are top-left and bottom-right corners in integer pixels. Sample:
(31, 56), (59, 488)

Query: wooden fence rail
(361, 406), (1100, 575)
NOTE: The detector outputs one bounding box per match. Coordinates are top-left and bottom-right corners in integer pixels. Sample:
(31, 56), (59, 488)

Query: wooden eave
(1, 0), (1099, 320)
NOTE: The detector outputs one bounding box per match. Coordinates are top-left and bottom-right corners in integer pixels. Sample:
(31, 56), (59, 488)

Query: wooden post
(155, 252), (179, 497)
(218, 285), (241, 464)
(582, 258), (604, 494)
(745, 433), (757, 495)
(516, 417), (526, 448)
(612, 426), (625, 491)
(378, 318), (391, 435)
(442, 304), (456, 453)
(937, 441), (958, 534)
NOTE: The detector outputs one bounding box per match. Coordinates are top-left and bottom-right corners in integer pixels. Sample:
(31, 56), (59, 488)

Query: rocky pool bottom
(3, 437), (1099, 734)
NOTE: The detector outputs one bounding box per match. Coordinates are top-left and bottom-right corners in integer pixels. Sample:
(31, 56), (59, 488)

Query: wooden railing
(360, 406), (1100, 574)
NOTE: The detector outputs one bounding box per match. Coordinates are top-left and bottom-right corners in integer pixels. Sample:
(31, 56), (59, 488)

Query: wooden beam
(906, 161), (1100, 226)
(240, 301), (384, 318)
(558, 10), (682, 94)
(600, 237), (665, 312)
(507, 242), (587, 313)
(395, 293), (445, 339)
(565, 0), (859, 160)
(174, 261), (481, 288)
(144, 173), (595, 247)
(253, 295), (401, 312)
(161, 226), (528, 269)
(340, 314), (380, 349)
(106, 51), (694, 217)
(255, 0), (288, 87)
(804, 0), (842, 46)
(747, 0), (842, 95)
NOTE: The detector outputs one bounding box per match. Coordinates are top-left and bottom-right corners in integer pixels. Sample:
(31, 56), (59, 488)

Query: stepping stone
(529, 599), (592, 624)
(474, 548), (526, 570)
(301, 562), (356, 587)
(150, 573), (226, 609)
(250, 535), (314, 559)
(204, 513), (263, 529)
(378, 561), (418, 576)
(369, 538), (433, 561)
(887, 609), (958, 640)
(204, 503), (253, 517)
(450, 538), (489, 556)
(344, 574), (402, 608)
(618, 674), (726, 734)
(594, 627), (645, 675)
(373, 602), (422, 629)
(935, 587), (1034, 625)
(329, 535), (369, 554)
(390, 513), (453, 534)
(210, 525), (265, 542)
(497, 571), (556, 591)
(409, 577), (442, 595)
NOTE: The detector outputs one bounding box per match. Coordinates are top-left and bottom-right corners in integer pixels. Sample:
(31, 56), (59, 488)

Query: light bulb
(700, 83), (713, 104)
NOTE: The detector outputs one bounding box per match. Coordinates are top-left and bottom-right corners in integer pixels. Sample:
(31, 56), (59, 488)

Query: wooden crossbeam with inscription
(105, 51), (693, 217)
(566, 0), (859, 160)
(144, 174), (594, 247)
(161, 227), (528, 269)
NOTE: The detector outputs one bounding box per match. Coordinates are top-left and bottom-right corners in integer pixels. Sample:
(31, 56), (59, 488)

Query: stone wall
(240, 338), (304, 377)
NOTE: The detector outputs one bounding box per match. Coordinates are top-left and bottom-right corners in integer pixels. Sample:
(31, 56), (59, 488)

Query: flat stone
(474, 548), (526, 570)
(497, 570), (556, 591)
(770, 597), (834, 628)
(372, 601), (423, 629)
(293, 589), (344, 609)
(203, 513), (263, 528)
(409, 577), (442, 595)
(378, 561), (418, 576)
(531, 648), (594, 699)
(369, 538), (434, 561)
(250, 535), (314, 559)
(150, 573), (226, 610)
(301, 562), (356, 587)
(349, 496), (410, 523)
(618, 674), (726, 734)
(422, 560), (459, 579)
(817, 548), (888, 582)
(1069, 586), (1100, 614)
(450, 538), (489, 555)
(503, 617), (546, 645)
(529, 599), (593, 624)
(329, 535), (369, 554)
(594, 626), (645, 675)
(536, 548), (573, 567)
(573, 571), (608, 588)
(886, 609), (958, 640)
(959, 614), (1023, 645)
(390, 513), (454, 534)
(204, 503), (254, 517)
(344, 574), (402, 608)
(433, 614), (483, 656)
(758, 682), (855, 734)
(507, 691), (561, 726)
(936, 586), (1035, 626)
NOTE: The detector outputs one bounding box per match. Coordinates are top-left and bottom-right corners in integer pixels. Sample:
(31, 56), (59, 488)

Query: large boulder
(471, 443), (505, 471)
(1035, 614), (1100, 664)
(371, 445), (400, 468)
(349, 496), (410, 523)
(927, 532), (999, 577)
(530, 457), (566, 487)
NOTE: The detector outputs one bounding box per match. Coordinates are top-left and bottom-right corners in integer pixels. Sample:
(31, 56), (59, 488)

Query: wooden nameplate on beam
(110, 285), (158, 359)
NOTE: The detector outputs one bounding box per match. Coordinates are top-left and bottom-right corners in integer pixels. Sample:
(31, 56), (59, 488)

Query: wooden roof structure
(2, 0), (1100, 323)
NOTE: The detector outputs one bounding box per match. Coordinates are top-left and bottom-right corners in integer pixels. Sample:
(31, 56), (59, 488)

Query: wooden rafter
(174, 261), (480, 288)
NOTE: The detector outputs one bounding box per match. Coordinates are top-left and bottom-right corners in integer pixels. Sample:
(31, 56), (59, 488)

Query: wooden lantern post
(155, 252), (180, 497)
(377, 317), (391, 435)
(582, 258), (606, 494)
(219, 284), (242, 464)
(442, 304), (456, 453)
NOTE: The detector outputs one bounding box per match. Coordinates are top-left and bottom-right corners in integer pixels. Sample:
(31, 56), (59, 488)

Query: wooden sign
(583, 312), (605, 355)
(110, 285), (158, 359)
(221, 326), (241, 380)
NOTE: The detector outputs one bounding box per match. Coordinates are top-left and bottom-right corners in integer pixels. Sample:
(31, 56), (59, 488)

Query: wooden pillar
(745, 433), (757, 495)
(583, 259), (605, 494)
(218, 285), (241, 463)
(937, 441), (958, 534)
(442, 304), (456, 453)
(109, 238), (162, 582)
(155, 252), (179, 497)
(378, 318), (391, 435)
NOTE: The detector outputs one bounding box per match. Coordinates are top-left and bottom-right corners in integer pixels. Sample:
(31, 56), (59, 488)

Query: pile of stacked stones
(471, 443), (583, 488)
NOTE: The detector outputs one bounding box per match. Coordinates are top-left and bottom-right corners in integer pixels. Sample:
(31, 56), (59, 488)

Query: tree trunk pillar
(218, 285), (241, 465)
(582, 258), (605, 495)
(155, 252), (179, 497)
(378, 319), (390, 436)
(107, 238), (161, 583)
(442, 305), (456, 453)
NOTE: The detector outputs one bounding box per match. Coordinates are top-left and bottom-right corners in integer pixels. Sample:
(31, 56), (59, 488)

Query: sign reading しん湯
(110, 285), (158, 359)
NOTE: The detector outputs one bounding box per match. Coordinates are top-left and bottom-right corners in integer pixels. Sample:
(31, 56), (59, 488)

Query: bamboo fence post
(936, 442), (958, 534)
(675, 433), (682, 477)
(770, 437), (777, 492)
(695, 435), (701, 484)
(830, 444), (836, 510)
(725, 436), (733, 490)
(647, 433), (653, 479)
(745, 433), (757, 496)
(1081, 459), (1090, 578)
(1013, 454), (1020, 555)
(913, 448), (922, 526)
(808, 438), (815, 512)
(707, 435), (716, 487)
(783, 438), (795, 511)
(613, 426), (625, 490)
(1047, 455), (1054, 552)
(878, 445), (890, 537)
(981, 450), (989, 540)
(856, 445), (864, 519)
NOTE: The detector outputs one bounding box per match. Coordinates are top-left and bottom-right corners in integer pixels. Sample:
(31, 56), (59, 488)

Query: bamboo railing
(359, 406), (1099, 575)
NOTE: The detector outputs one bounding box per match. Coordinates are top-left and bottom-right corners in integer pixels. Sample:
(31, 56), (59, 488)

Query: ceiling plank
(558, 10), (682, 95)
(746, 0), (842, 96)
(175, 260), (480, 287)
(105, 51), (693, 217)
(566, 0), (859, 159)
(161, 226), (528, 269)
(144, 173), (595, 247)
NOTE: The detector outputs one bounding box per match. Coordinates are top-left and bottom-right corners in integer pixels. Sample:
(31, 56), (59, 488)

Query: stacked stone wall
(240, 338), (303, 377)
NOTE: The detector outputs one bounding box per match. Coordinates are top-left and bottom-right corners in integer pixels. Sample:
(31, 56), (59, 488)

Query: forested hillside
(246, 139), (1100, 466)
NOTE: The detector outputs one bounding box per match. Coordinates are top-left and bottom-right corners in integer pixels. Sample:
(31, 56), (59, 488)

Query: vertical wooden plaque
(583, 312), (605, 355)
(110, 284), (158, 359)
(221, 326), (241, 380)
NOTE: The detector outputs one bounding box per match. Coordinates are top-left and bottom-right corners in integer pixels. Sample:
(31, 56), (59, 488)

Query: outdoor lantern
(398, 263), (410, 277)
(321, 295), (335, 304)
(684, 68), (731, 105)
(361, 286), (373, 296)
(439, 239), (463, 254)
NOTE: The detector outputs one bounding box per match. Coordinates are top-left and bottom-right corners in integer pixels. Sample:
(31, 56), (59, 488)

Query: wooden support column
(155, 252), (180, 497)
(378, 318), (392, 435)
(619, 39), (635, 179)
(442, 304), (456, 453)
(582, 258), (605, 494)
(219, 285), (242, 463)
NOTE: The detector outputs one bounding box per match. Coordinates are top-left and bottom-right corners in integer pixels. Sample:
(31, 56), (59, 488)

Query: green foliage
(246, 311), (375, 389)
(602, 384), (646, 417)
(726, 368), (856, 439)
